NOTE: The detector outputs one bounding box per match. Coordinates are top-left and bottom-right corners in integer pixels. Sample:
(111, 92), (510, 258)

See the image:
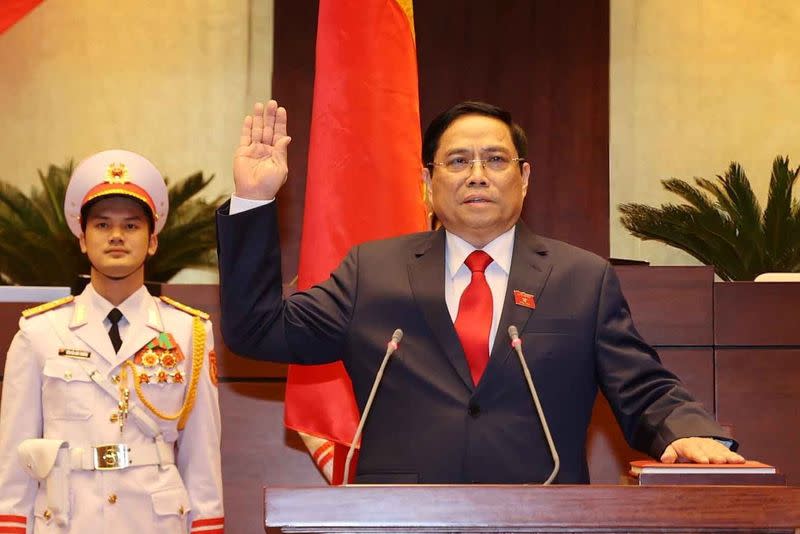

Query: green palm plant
(0, 161), (222, 286)
(619, 156), (800, 281)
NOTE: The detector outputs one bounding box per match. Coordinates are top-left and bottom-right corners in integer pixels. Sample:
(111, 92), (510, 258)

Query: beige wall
(611, 0), (800, 266)
(0, 0), (272, 282)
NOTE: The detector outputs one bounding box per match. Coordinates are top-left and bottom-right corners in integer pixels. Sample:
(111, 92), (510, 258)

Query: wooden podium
(264, 485), (800, 533)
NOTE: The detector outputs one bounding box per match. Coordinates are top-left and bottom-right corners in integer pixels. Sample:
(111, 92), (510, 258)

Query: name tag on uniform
(58, 348), (91, 359)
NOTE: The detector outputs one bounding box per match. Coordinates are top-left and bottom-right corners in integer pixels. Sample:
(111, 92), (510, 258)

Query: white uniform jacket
(0, 284), (224, 534)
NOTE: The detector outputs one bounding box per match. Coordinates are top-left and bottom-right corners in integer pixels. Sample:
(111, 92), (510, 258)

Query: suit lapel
(408, 229), (475, 391)
(485, 223), (553, 375)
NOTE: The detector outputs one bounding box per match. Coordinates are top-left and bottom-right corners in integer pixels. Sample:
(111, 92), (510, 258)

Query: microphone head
(391, 329), (403, 344)
(508, 325), (519, 340)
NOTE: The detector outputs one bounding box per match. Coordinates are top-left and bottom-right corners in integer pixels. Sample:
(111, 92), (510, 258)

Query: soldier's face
(79, 196), (158, 281)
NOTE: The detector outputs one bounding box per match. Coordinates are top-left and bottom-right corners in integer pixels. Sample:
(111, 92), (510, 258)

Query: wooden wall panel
(616, 266), (714, 346)
(715, 282), (800, 346)
(0, 302), (27, 373)
(220, 382), (324, 533)
(716, 349), (800, 485)
(714, 281), (800, 484)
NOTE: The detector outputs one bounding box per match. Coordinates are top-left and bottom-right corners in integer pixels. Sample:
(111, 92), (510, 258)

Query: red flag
(285, 0), (427, 484)
(0, 0), (44, 34)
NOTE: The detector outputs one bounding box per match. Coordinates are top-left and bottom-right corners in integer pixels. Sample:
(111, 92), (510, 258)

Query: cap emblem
(104, 163), (130, 184)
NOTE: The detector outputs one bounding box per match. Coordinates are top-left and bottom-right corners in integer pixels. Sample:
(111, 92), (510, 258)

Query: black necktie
(107, 308), (123, 353)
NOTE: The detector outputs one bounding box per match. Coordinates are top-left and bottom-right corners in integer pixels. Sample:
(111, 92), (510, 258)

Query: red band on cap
(81, 182), (157, 218)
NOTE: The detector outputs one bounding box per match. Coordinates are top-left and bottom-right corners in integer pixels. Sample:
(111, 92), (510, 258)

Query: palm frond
(762, 156), (799, 265)
(167, 172), (220, 209)
(619, 156), (800, 280)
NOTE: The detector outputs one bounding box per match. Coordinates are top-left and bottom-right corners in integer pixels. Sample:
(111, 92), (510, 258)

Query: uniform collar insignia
(147, 298), (164, 331)
(69, 300), (88, 328)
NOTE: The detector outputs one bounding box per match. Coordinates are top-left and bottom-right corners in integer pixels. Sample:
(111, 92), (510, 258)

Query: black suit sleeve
(593, 264), (736, 457)
(216, 201), (356, 364)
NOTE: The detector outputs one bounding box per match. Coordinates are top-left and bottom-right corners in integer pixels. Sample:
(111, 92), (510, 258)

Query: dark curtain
(273, 0), (609, 280)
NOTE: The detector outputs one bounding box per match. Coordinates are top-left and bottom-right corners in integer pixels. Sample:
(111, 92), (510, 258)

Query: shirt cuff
(229, 194), (274, 214)
(713, 438), (734, 449)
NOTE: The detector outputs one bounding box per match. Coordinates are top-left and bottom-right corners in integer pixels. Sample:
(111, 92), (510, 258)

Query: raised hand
(233, 100), (292, 200)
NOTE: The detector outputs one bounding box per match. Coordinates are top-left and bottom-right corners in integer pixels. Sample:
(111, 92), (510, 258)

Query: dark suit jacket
(216, 202), (731, 484)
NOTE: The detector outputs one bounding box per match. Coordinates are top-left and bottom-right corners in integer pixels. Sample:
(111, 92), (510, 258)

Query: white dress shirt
(229, 194), (272, 214)
(444, 227), (515, 351)
(85, 282), (151, 343)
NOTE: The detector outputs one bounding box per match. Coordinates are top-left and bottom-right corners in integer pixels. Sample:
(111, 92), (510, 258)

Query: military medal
(133, 333), (185, 384)
(139, 348), (159, 368)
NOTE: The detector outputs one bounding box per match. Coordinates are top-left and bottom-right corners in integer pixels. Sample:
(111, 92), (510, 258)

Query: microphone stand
(509, 325), (560, 485)
(343, 329), (403, 485)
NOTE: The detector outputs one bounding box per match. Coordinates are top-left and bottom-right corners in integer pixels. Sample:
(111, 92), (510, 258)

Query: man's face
(423, 114), (530, 247)
(79, 196), (158, 280)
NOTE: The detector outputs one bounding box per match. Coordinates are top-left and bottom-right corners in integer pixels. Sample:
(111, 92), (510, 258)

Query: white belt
(69, 440), (174, 471)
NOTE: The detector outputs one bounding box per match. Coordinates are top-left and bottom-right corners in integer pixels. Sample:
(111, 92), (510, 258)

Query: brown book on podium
(629, 460), (785, 486)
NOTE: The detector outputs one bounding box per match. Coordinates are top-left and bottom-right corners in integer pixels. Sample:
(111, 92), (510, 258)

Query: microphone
(508, 325), (560, 485)
(343, 328), (403, 485)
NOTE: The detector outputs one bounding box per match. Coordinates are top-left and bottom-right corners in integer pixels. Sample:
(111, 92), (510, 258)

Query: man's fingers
(274, 136), (292, 154)
(660, 444), (677, 464)
(251, 102), (265, 144)
(708, 446), (745, 464)
(239, 115), (253, 147)
(664, 437), (746, 464)
(274, 106), (288, 140)
(263, 100), (278, 146)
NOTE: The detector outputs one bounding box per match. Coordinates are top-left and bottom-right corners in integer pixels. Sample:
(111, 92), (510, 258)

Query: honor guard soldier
(0, 150), (224, 533)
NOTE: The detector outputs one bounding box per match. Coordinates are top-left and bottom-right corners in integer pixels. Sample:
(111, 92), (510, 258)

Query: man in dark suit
(216, 100), (744, 483)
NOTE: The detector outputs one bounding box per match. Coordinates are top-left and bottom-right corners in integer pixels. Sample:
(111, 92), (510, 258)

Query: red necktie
(454, 250), (494, 385)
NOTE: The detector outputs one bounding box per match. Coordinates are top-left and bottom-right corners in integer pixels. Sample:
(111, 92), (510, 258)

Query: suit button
(468, 403), (481, 418)
(108, 494), (118, 504)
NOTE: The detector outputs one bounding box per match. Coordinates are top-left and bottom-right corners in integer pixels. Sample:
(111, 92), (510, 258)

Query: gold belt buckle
(93, 444), (130, 470)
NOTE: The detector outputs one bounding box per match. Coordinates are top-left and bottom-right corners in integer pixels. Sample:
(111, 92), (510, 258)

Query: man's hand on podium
(661, 437), (745, 464)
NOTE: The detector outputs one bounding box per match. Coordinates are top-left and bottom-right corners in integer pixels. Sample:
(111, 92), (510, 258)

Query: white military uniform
(0, 284), (224, 533)
(1, 148), (223, 533)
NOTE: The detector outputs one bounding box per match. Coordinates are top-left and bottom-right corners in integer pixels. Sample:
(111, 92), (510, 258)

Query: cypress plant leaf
(619, 157), (800, 280)
(762, 156), (799, 264)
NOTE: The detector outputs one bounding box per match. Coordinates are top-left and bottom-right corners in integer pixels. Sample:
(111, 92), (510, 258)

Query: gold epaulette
(159, 296), (210, 320)
(21, 295), (74, 318)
